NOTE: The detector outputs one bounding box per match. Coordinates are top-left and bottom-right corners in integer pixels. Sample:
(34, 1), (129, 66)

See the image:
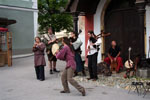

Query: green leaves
(38, 0), (73, 34)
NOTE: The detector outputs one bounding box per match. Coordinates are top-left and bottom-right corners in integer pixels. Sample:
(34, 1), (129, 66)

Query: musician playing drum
(104, 41), (123, 73)
(55, 37), (86, 96)
(43, 27), (59, 74)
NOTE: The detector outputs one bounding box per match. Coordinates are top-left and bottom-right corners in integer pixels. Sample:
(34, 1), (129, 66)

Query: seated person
(104, 41), (123, 73)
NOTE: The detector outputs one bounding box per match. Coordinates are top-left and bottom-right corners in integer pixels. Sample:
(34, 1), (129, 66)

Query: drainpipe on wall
(135, 0), (146, 57)
(72, 12), (79, 34)
(135, 0), (150, 69)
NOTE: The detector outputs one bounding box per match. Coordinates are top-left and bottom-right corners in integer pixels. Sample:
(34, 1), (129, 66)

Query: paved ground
(0, 56), (150, 100)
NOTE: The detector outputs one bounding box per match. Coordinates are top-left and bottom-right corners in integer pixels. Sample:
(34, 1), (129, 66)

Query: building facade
(0, 0), (38, 55)
(67, 0), (150, 63)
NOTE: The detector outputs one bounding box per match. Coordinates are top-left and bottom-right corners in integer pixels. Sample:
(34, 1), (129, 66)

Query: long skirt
(35, 66), (45, 80)
(75, 52), (84, 72)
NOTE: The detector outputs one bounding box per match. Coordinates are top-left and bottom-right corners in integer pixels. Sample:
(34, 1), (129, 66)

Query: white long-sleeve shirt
(87, 38), (102, 55)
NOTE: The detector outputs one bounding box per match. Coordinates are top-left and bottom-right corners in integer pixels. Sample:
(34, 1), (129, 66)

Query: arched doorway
(104, 0), (141, 62)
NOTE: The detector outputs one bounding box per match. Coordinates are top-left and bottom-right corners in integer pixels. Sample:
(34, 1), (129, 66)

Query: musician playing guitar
(104, 41), (123, 73)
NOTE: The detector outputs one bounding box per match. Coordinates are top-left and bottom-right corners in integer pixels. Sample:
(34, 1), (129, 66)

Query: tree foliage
(38, 0), (73, 34)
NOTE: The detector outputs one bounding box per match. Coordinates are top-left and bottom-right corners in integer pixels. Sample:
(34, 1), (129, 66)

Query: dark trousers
(35, 66), (45, 80)
(88, 52), (98, 79)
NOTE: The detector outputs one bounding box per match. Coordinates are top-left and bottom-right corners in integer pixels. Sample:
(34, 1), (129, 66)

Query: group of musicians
(32, 27), (123, 96)
(87, 30), (123, 81)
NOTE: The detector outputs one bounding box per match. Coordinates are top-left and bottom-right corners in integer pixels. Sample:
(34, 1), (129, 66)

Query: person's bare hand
(111, 59), (113, 63)
(114, 58), (117, 61)
(48, 40), (52, 44)
(54, 50), (59, 56)
(108, 33), (111, 35)
(33, 43), (37, 47)
(90, 43), (94, 46)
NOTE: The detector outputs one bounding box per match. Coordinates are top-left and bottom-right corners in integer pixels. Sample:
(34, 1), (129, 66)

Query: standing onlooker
(55, 37), (86, 96)
(87, 31), (102, 81)
(43, 27), (59, 74)
(69, 31), (86, 76)
(32, 36), (46, 81)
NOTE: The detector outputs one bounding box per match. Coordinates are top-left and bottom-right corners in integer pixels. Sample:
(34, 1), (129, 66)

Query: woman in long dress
(32, 37), (46, 81)
(70, 31), (86, 76)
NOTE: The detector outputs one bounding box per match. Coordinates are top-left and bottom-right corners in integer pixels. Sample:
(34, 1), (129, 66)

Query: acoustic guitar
(124, 47), (133, 69)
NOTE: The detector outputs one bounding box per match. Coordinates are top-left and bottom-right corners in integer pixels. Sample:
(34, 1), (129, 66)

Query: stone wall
(0, 0), (38, 55)
(0, 0), (33, 8)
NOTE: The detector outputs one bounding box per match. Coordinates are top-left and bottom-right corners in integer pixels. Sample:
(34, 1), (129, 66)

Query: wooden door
(104, 8), (141, 62)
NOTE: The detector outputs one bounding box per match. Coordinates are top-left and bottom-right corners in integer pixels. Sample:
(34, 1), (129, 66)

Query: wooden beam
(6, 32), (12, 67)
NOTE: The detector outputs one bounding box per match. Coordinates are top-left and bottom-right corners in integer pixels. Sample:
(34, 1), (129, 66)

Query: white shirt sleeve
(95, 38), (102, 45)
(87, 40), (94, 50)
(87, 40), (90, 49)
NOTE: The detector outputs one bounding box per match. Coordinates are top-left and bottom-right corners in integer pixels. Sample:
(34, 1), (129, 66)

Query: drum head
(52, 44), (59, 55)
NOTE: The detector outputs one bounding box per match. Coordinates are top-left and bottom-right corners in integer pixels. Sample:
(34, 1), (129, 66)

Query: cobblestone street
(0, 56), (149, 100)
